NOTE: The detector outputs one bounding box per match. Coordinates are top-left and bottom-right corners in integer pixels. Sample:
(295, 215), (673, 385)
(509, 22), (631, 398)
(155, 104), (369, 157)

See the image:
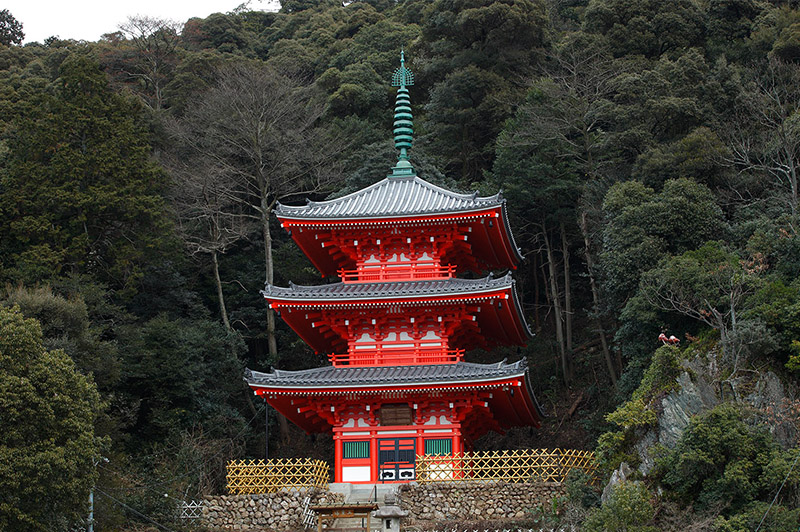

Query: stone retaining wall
(201, 490), (344, 531)
(201, 482), (564, 530)
(399, 482), (566, 523)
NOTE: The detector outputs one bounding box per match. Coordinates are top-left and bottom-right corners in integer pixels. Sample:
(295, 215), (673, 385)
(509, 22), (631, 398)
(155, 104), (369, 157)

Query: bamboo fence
(415, 448), (597, 484)
(226, 458), (330, 494)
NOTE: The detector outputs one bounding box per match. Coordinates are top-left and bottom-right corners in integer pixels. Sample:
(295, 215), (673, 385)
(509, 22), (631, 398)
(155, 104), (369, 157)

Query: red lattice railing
(328, 348), (464, 367)
(338, 263), (456, 283)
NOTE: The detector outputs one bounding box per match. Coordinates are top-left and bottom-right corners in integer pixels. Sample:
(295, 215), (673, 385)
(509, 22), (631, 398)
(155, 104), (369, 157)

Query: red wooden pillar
(452, 426), (463, 480)
(415, 406), (424, 459)
(369, 430), (378, 482)
(334, 430), (343, 483)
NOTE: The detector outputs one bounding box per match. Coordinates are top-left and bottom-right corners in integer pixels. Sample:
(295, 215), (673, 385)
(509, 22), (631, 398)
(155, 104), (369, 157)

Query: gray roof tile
(262, 273), (514, 300)
(276, 175), (503, 220)
(245, 359), (528, 388)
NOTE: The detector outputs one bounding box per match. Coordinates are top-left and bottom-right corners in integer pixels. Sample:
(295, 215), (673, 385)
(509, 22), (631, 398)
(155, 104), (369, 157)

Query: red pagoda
(246, 52), (542, 484)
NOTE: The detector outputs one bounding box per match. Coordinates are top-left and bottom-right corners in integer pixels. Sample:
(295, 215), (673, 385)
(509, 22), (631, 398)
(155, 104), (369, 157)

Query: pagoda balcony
(338, 262), (455, 283)
(328, 347), (465, 367)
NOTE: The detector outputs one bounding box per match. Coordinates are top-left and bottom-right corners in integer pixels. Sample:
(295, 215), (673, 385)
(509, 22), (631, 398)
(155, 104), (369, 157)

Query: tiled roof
(275, 175), (503, 220)
(262, 273), (514, 300)
(245, 359), (528, 389)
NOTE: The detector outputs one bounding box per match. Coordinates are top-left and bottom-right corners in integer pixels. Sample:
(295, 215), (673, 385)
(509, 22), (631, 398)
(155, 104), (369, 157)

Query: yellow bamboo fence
(226, 458), (330, 494)
(416, 448), (597, 484)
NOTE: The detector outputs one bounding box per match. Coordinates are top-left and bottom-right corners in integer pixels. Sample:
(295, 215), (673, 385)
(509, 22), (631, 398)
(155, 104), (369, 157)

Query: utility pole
(88, 456), (108, 532)
(87, 488), (94, 532)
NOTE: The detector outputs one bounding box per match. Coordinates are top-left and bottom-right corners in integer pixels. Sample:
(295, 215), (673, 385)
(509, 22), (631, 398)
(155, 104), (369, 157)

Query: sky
(5, 0), (281, 44)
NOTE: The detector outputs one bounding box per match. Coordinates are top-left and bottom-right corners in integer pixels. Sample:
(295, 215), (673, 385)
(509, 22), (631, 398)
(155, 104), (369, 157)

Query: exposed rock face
(635, 370), (718, 476)
(601, 462), (633, 505)
(635, 356), (797, 477)
(658, 371), (719, 448)
(745, 371), (798, 448)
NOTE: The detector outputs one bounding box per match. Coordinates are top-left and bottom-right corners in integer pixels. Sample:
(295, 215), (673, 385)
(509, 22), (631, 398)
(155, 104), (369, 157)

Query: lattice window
(425, 438), (452, 456)
(343, 440), (370, 459)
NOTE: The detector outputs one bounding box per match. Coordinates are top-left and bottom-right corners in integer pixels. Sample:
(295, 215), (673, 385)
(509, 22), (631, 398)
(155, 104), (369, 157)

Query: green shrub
(713, 501), (800, 531)
(596, 430), (639, 472)
(657, 403), (798, 513)
(565, 468), (600, 509)
(583, 481), (657, 532)
(596, 346), (684, 472)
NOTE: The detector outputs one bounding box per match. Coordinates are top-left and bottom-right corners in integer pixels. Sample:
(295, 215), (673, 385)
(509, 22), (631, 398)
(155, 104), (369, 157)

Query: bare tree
(169, 65), (345, 444)
(170, 64), (344, 358)
(165, 153), (253, 331)
(107, 16), (182, 111)
(725, 58), (800, 218)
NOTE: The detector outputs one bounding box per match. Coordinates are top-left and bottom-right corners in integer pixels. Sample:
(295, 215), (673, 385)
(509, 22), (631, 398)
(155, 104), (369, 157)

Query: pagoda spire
(390, 49), (415, 178)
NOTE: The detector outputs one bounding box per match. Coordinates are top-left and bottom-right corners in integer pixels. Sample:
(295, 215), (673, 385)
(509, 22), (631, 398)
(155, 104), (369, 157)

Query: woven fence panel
(416, 448), (597, 484)
(226, 458), (331, 494)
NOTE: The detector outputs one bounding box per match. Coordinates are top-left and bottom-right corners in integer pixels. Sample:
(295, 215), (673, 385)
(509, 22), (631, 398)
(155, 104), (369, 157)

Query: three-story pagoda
(246, 52), (542, 484)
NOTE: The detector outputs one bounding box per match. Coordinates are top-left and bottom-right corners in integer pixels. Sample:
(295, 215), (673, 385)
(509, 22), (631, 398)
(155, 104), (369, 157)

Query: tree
(163, 153), (253, 331)
(495, 33), (622, 384)
(641, 241), (764, 371)
(0, 306), (103, 531)
(118, 315), (245, 446)
(659, 403), (797, 513)
(0, 9), (24, 46)
(583, 0), (705, 58)
(425, 66), (508, 181)
(101, 16), (183, 112)
(169, 63), (344, 362)
(725, 58), (800, 218)
(600, 178), (727, 308)
(0, 53), (170, 294)
(2, 285), (120, 392)
(418, 0), (548, 181)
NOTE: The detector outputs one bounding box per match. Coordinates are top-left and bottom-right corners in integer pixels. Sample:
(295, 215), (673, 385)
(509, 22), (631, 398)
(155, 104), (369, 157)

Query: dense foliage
(1, 0), (800, 529)
(0, 306), (103, 531)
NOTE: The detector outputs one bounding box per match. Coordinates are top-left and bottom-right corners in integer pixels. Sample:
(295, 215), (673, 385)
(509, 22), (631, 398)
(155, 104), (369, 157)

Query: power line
(97, 410), (262, 497)
(755, 448), (800, 532)
(95, 488), (177, 532)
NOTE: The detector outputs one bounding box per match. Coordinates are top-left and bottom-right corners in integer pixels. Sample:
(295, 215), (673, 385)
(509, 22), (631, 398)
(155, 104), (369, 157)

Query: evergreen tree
(0, 306), (103, 532)
(0, 53), (170, 294)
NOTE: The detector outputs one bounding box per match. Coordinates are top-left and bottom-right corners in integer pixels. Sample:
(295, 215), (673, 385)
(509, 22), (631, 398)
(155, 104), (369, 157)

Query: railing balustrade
(338, 263), (456, 283)
(329, 347), (464, 367)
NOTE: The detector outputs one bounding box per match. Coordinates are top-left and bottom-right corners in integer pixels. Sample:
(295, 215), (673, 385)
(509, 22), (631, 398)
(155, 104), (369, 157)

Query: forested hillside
(1, 0), (800, 530)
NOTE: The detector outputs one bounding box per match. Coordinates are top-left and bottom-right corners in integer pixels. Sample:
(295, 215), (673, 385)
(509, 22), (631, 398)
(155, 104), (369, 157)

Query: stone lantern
(372, 493), (408, 532)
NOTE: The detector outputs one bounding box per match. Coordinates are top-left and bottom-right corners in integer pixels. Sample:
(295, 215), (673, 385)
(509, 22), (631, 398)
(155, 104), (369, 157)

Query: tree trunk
(580, 211), (617, 386)
(784, 144), (798, 218)
(261, 198), (289, 444)
(532, 252), (541, 331)
(561, 223), (573, 360)
(212, 250), (231, 332)
(543, 226), (569, 384)
(261, 202), (278, 359)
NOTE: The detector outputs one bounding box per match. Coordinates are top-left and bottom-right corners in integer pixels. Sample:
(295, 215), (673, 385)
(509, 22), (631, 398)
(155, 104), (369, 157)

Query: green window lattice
(343, 441), (370, 459)
(425, 438), (452, 456)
